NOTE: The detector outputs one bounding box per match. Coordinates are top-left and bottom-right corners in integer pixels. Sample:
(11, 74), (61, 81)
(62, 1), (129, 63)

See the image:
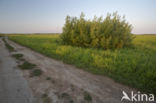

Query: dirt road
(0, 38), (34, 103)
(0, 37), (137, 103)
(5, 38), (137, 103)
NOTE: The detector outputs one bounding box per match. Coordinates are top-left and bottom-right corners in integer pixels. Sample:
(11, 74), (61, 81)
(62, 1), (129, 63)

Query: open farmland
(8, 34), (156, 95)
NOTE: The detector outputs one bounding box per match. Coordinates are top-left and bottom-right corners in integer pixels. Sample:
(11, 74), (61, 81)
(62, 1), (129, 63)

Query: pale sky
(0, 0), (156, 34)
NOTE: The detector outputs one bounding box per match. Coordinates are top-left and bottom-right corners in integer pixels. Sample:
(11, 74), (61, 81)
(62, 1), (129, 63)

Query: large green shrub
(61, 12), (134, 49)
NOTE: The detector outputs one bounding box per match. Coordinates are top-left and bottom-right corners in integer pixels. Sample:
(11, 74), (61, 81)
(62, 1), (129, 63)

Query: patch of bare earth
(7, 39), (136, 103)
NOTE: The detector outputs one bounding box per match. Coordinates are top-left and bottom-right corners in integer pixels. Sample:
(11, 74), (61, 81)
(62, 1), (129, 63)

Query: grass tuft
(46, 77), (51, 80)
(42, 93), (51, 103)
(61, 92), (69, 98)
(84, 91), (92, 101)
(42, 93), (48, 98)
(43, 97), (51, 103)
(2, 38), (15, 52)
(30, 69), (43, 77)
(12, 53), (24, 60)
(18, 61), (36, 70)
(69, 100), (74, 103)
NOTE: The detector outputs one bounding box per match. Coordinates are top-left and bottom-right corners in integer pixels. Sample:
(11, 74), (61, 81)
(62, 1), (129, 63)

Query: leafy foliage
(61, 12), (134, 49)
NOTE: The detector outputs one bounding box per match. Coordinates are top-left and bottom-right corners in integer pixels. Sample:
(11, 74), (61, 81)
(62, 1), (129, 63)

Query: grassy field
(8, 34), (156, 94)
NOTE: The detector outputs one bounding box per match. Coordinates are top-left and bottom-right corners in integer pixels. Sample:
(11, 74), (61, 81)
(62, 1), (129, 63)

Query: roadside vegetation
(8, 34), (156, 95)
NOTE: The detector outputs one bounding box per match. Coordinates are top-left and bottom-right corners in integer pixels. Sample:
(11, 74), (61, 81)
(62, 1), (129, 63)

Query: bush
(61, 12), (134, 49)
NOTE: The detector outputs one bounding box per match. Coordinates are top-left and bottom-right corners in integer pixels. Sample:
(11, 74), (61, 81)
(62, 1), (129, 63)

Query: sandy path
(7, 38), (136, 103)
(0, 38), (34, 103)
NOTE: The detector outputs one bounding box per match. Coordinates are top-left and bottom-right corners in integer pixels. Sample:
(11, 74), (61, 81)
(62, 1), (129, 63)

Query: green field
(8, 34), (156, 94)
